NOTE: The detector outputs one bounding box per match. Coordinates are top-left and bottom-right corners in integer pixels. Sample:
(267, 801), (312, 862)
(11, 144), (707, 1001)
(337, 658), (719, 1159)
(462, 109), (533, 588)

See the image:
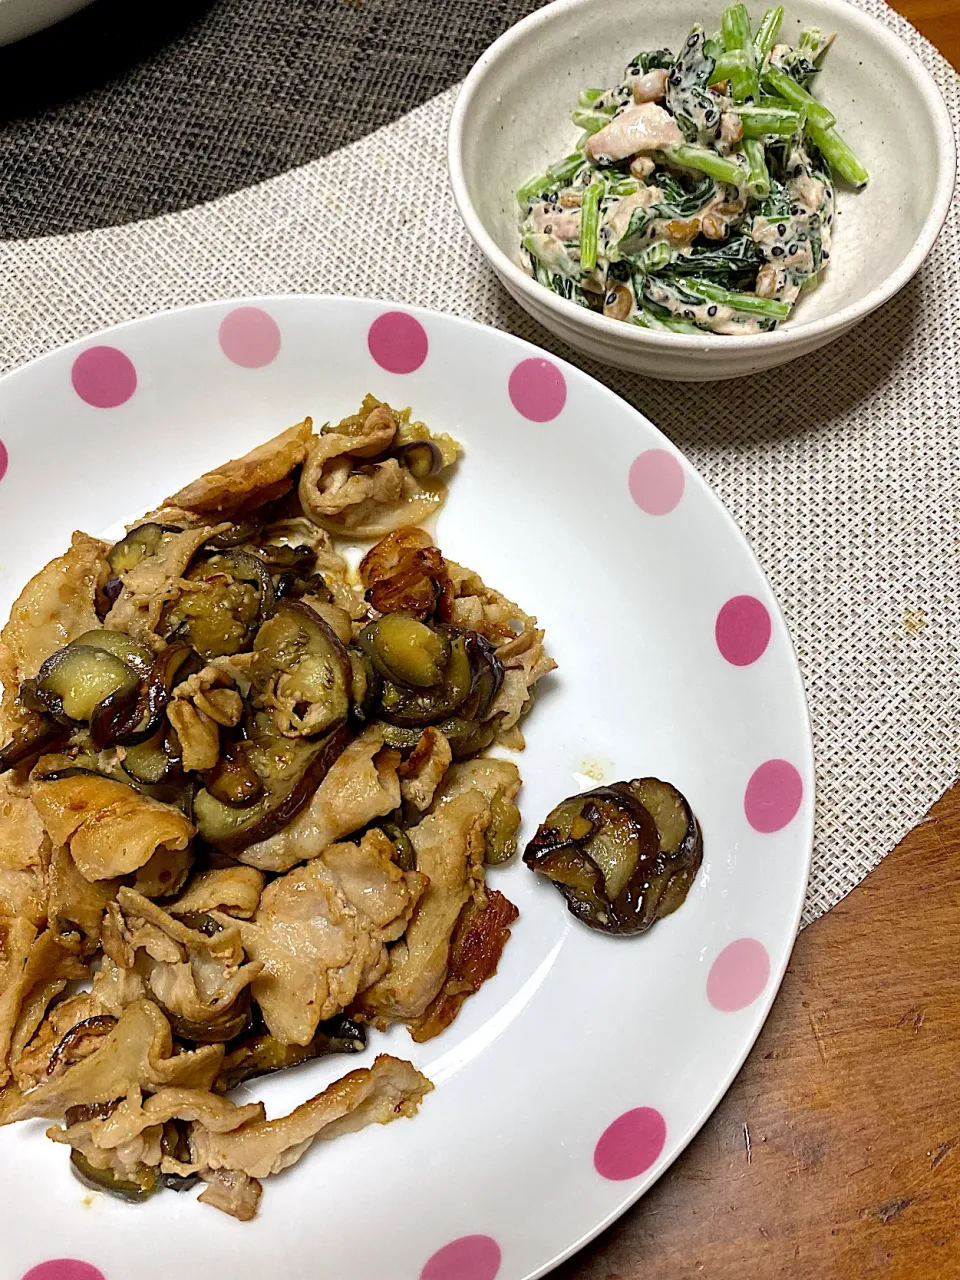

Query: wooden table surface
(559, 5), (960, 1276)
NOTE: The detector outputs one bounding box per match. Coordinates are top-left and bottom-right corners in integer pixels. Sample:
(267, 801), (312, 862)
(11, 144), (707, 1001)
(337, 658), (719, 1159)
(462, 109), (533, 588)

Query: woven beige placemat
(0, 0), (956, 923)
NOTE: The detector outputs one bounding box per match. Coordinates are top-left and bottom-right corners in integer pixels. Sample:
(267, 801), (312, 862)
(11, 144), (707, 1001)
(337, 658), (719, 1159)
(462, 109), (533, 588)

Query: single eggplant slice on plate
(523, 779), (702, 935)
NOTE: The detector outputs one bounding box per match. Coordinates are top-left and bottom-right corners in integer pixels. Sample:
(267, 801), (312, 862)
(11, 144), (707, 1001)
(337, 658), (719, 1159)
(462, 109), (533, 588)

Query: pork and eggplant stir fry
(0, 397), (555, 1220)
(517, 5), (867, 334)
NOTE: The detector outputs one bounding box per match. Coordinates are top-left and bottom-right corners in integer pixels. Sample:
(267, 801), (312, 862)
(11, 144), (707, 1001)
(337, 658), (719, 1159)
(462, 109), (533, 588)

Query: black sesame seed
(684, 309), (695, 319)
(777, 223), (786, 236)
(771, 245), (785, 257)
(606, 293), (617, 304)
(543, 224), (553, 234)
(707, 305), (718, 316)
(823, 250), (830, 260)
(788, 243), (798, 256)
(793, 164), (803, 177)
(790, 204), (800, 215)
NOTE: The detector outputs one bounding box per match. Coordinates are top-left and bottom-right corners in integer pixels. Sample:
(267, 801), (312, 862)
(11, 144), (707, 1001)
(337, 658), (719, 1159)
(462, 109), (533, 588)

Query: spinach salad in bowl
(516, 5), (868, 336)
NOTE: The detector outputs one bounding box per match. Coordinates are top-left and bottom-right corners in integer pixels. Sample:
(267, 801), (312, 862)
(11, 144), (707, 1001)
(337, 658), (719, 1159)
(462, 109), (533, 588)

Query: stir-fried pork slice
(240, 830), (426, 1045)
(398, 727), (452, 813)
(0, 775), (50, 927)
(164, 420), (316, 519)
(357, 759), (521, 1031)
(0, 924), (85, 1085)
(239, 726), (401, 872)
(104, 524), (225, 647)
(198, 1169), (263, 1220)
(586, 102), (684, 163)
(410, 889), (519, 1043)
(102, 888), (260, 1040)
(444, 560), (556, 748)
(46, 844), (119, 953)
(31, 776), (194, 882)
(298, 398), (459, 539)
(8, 999), (223, 1120)
(168, 866), (265, 918)
(46, 1086), (264, 1198)
(190, 1054), (432, 1180)
(0, 532), (107, 694)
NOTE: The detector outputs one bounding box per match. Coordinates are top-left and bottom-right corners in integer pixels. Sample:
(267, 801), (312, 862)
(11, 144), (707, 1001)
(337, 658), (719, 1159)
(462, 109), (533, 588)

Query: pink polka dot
(22, 1263), (105, 1280)
(71, 347), (137, 408)
(218, 306), (281, 368)
(716, 595), (771, 666)
(420, 1235), (501, 1280)
(628, 450), (685, 515)
(707, 938), (771, 1012)
(508, 358), (566, 422)
(594, 1107), (667, 1181)
(744, 759), (803, 833)
(367, 311), (428, 374)
(0, 440), (8, 483)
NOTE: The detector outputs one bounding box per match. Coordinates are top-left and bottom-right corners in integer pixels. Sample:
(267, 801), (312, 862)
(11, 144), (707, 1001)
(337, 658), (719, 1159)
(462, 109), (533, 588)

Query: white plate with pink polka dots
(1, 296), (813, 1280)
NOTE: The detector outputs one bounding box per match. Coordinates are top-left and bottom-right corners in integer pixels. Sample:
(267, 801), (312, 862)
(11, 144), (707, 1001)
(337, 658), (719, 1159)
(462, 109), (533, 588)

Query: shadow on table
(494, 276), (920, 451)
(0, 0), (214, 118)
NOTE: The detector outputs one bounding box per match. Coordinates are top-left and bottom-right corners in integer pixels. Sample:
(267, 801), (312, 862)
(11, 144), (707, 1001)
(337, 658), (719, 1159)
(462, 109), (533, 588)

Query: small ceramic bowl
(0, 0), (94, 44)
(448, 0), (956, 381)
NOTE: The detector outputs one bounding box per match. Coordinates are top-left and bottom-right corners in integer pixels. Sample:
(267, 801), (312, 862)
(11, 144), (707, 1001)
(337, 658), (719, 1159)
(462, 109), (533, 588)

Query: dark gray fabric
(0, 0), (545, 241)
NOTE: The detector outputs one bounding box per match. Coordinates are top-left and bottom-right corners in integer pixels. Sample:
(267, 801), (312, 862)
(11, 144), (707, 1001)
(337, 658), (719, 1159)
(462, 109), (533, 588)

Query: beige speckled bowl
(448, 0), (955, 381)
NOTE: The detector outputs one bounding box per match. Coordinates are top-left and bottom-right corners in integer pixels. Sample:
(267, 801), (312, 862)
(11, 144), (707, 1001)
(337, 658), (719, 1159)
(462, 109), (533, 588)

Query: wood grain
(558, 785), (960, 1278)
(555, 9), (960, 1272)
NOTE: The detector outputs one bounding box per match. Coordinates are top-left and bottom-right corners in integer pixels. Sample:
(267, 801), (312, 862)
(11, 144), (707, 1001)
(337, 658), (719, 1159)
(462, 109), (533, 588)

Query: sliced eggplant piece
(219, 550), (276, 618)
(72, 628), (155, 677)
(47, 1014), (119, 1077)
(90, 642), (201, 749)
(0, 712), (70, 774)
(163, 551), (274, 660)
(106, 522), (173, 575)
(70, 1149), (158, 1203)
(159, 1120), (200, 1192)
(193, 723), (350, 852)
(358, 614), (450, 689)
(164, 988), (252, 1044)
(347, 649), (380, 725)
(122, 727), (179, 786)
(457, 632), (503, 722)
(34, 645), (139, 725)
(484, 789), (522, 865)
(214, 1015), (367, 1093)
(393, 439), (444, 479)
(252, 601), (352, 738)
(436, 714), (496, 761)
(378, 632), (474, 727)
(524, 781), (702, 936)
(376, 721), (425, 751)
(380, 820), (416, 871)
(205, 741), (265, 808)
